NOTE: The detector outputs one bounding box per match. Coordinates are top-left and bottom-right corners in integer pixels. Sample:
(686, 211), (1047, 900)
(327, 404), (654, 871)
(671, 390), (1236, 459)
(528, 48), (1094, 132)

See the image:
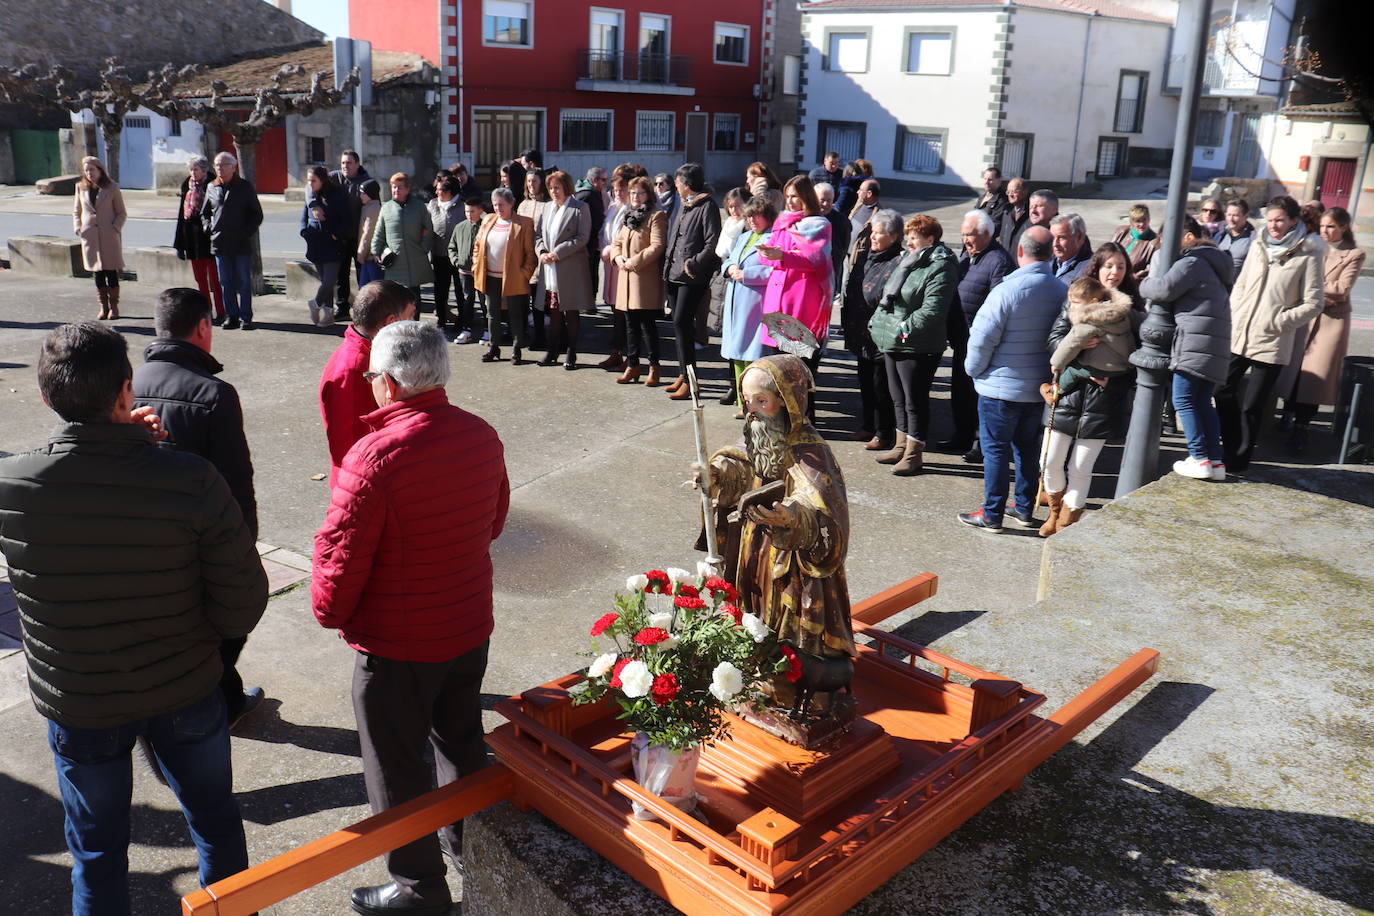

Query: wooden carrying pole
(180, 766), (513, 915)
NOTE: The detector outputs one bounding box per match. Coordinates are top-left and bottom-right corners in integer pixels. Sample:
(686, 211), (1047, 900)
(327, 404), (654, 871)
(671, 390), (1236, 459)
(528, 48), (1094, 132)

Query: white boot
(308, 299), (321, 326)
(317, 304), (336, 328)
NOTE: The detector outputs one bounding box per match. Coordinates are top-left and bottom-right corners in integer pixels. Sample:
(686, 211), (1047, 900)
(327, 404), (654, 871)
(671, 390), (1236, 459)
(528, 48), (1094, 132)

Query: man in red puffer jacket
(312, 319), (509, 916)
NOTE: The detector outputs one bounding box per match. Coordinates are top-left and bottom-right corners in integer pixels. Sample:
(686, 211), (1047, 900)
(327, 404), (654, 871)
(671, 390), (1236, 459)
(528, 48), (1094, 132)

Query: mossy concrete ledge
(463, 472), (1374, 914)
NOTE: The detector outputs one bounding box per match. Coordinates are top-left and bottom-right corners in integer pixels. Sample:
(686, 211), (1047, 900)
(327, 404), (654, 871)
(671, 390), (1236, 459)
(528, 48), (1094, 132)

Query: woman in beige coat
(73, 156), (127, 319)
(610, 176), (668, 385)
(1288, 206), (1366, 452)
(473, 187), (538, 364)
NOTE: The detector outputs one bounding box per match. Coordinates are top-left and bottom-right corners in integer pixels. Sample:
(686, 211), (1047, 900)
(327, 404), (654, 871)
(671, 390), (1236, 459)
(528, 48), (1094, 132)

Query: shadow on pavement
(237, 772), (367, 827)
(234, 698), (360, 758)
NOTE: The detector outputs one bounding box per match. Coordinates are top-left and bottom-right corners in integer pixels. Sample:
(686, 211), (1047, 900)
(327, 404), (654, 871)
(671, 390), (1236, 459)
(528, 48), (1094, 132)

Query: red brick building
(350, 0), (776, 186)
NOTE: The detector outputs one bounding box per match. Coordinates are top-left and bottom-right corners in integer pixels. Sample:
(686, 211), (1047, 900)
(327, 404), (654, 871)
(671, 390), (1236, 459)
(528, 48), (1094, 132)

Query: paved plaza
(1, 187), (1371, 913)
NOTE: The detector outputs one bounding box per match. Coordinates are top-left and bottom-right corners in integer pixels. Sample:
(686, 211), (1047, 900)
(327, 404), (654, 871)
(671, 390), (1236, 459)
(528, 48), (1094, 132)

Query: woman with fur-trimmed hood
(1038, 277), (1142, 537)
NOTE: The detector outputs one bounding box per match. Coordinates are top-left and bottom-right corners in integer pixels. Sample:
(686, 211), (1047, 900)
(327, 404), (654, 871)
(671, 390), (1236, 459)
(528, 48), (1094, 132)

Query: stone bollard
(284, 260), (320, 301)
(6, 236), (89, 277)
(134, 247), (197, 289)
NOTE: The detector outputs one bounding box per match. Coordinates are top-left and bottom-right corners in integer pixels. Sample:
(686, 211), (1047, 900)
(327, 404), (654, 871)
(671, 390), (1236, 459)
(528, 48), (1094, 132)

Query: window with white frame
(636, 111), (675, 151)
(896, 127), (944, 174)
(905, 31), (952, 75)
(484, 0), (532, 47)
(782, 54), (801, 95)
(825, 31), (869, 73)
(713, 113), (740, 151)
(561, 110), (612, 151)
(714, 23), (748, 65)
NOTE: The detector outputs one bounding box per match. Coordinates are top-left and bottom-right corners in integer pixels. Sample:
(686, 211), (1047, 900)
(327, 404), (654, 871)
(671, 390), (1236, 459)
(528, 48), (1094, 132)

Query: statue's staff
(686, 365), (724, 575)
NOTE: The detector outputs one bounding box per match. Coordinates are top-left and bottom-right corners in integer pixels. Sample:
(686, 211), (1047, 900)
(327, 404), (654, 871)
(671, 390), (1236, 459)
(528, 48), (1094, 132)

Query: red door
(216, 124), (289, 194)
(1317, 157), (1356, 211)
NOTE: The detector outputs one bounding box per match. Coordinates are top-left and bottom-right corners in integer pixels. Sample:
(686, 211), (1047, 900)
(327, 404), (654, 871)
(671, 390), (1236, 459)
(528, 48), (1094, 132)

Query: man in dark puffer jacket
(134, 287), (264, 726)
(0, 322), (267, 915)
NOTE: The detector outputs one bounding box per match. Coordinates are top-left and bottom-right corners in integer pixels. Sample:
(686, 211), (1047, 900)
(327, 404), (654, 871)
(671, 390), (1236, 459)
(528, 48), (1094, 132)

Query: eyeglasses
(1200, 208), (1219, 214)
(362, 371), (384, 382)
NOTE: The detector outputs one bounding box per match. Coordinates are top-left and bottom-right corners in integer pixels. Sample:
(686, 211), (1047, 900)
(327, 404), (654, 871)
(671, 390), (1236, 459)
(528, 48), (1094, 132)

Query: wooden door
(473, 109), (541, 188)
(1317, 157), (1357, 211)
(685, 112), (707, 165)
(217, 123), (288, 193)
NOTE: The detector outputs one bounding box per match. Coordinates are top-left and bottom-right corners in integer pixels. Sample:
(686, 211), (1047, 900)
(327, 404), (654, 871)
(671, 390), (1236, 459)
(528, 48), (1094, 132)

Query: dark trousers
(352, 641), (490, 899)
(884, 352), (942, 441)
(587, 251), (600, 306)
(93, 269), (119, 288)
(545, 309), (581, 361)
(856, 355), (896, 439)
(432, 258), (459, 328)
(485, 277), (528, 351)
(334, 238), (359, 311)
(218, 636), (247, 720)
(610, 308), (627, 354)
(458, 270), (484, 330)
(668, 281), (708, 370)
(946, 307), (979, 443)
(625, 309), (663, 365)
(407, 285), (425, 317)
(1216, 354), (1284, 471)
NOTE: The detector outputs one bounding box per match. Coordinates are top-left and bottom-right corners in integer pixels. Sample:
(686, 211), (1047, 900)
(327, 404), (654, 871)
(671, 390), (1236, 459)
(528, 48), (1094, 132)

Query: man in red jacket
(318, 280), (416, 487)
(312, 320), (509, 916)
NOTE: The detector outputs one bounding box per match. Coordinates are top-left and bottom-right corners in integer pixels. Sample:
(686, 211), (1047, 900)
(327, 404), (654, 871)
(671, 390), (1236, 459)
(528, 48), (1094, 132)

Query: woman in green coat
(868, 213), (958, 475)
(371, 172), (434, 307)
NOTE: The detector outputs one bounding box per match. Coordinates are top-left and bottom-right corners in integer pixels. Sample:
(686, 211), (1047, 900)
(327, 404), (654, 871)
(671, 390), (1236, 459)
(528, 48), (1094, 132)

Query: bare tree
(0, 58), (198, 183)
(141, 63), (360, 184)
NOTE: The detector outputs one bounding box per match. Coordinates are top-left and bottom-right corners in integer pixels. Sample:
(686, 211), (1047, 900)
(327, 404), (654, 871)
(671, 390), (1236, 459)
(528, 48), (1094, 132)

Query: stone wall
(0, 0), (322, 72)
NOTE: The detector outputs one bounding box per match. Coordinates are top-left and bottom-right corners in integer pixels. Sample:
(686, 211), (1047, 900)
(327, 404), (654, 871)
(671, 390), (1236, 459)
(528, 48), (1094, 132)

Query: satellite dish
(760, 312), (819, 359)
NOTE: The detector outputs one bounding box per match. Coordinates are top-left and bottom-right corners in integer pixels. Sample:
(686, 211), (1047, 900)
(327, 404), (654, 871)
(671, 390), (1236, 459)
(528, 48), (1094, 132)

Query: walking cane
(686, 365), (725, 575)
(1034, 374), (1063, 515)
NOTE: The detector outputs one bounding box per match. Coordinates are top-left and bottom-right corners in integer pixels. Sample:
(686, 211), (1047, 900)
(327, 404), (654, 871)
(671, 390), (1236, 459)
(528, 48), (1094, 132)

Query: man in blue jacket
(960, 226), (1067, 531)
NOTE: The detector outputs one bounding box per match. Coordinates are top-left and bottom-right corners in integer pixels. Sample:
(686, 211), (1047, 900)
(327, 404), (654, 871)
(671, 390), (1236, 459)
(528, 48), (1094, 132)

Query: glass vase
(629, 731), (701, 821)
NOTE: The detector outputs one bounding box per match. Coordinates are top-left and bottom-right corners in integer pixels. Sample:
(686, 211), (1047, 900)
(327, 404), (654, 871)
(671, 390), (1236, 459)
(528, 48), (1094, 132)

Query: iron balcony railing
(576, 49), (692, 86)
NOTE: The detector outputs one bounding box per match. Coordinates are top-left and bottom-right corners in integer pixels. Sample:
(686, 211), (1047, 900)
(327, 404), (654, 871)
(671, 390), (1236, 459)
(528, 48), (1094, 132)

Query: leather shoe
(961, 445), (983, 464)
(229, 686), (265, 732)
(350, 882), (452, 915)
(931, 438), (972, 454)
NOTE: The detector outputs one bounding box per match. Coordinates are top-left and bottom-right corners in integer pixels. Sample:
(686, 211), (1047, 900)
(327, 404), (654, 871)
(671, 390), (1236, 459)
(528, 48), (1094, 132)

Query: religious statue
(696, 355), (856, 742)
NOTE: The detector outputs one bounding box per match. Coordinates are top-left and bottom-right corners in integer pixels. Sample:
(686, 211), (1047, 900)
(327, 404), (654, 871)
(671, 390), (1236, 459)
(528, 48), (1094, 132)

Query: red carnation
(645, 570), (671, 593)
(703, 577), (738, 602)
(780, 645), (803, 683)
(721, 603), (743, 625)
(673, 595), (707, 610)
(634, 627), (671, 646)
(676, 583), (700, 598)
(590, 613), (619, 636)
(608, 657), (632, 688)
(650, 672), (680, 706)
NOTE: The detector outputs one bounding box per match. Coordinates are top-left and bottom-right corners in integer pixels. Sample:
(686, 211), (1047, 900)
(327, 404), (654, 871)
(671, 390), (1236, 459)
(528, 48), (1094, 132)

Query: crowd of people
(12, 144), (1364, 914)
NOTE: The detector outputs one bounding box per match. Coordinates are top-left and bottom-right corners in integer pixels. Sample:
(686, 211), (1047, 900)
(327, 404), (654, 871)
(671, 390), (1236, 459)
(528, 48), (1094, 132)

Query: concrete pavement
(0, 258), (1370, 913)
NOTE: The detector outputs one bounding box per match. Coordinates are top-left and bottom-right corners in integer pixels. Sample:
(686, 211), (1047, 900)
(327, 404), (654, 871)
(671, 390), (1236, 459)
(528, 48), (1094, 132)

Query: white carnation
(741, 613), (770, 643)
(588, 653), (618, 679)
(618, 660), (653, 698)
(696, 559), (717, 579)
(711, 662), (744, 699)
(626, 574), (649, 592)
(648, 612), (675, 631)
(665, 567), (694, 585)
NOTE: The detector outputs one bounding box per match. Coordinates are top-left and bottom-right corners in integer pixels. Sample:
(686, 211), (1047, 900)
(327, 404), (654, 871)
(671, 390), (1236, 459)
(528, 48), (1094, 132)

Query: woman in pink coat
(757, 175), (833, 377)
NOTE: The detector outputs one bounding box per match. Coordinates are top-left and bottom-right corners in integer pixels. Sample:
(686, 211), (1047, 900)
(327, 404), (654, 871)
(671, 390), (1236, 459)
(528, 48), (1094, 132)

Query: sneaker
(229, 686), (265, 732)
(455, 329), (474, 344)
(1172, 456), (1213, 480)
(211, 314), (226, 327)
(957, 508), (1003, 532)
(1209, 461), (1227, 481)
(308, 300), (321, 326)
(1005, 505), (1038, 529)
(240, 320), (255, 331)
(222, 318), (241, 330)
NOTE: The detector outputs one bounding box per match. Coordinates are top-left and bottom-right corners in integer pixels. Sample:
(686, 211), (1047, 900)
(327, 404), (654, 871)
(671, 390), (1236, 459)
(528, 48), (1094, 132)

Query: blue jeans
(357, 259), (383, 287)
(214, 253), (253, 321)
(979, 396), (1044, 521)
(1172, 370), (1223, 462)
(47, 689), (248, 916)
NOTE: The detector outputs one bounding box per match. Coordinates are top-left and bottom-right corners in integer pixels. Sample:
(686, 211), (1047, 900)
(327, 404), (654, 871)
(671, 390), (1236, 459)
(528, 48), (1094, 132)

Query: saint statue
(701, 355), (856, 663)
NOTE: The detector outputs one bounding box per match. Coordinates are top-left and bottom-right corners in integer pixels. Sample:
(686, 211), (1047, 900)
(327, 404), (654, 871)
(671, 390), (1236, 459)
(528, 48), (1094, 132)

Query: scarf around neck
(1264, 223), (1306, 259)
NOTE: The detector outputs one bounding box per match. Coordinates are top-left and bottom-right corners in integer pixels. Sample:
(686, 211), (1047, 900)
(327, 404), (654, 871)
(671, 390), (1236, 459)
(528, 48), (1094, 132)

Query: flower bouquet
(573, 564), (789, 819)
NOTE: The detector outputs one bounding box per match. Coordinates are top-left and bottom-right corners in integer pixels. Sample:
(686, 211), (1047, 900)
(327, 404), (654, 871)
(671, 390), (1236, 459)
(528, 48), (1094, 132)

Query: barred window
(897, 128), (943, 174)
(713, 113), (740, 151)
(561, 110), (612, 151)
(636, 111), (674, 151)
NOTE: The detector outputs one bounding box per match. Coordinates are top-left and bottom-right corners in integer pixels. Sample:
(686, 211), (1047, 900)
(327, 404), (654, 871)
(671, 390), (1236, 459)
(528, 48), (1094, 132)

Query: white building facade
(797, 0), (1179, 194)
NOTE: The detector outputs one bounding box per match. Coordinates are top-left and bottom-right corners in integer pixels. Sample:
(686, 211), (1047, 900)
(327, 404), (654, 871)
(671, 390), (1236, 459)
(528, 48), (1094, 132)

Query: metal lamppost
(1115, 0), (1215, 498)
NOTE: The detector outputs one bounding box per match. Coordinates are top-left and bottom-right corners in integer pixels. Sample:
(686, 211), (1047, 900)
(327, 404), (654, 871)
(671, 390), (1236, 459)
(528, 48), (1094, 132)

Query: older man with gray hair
(1049, 212), (1093, 280)
(201, 151), (263, 330)
(576, 166), (609, 299)
(814, 182), (852, 294)
(312, 320), (509, 914)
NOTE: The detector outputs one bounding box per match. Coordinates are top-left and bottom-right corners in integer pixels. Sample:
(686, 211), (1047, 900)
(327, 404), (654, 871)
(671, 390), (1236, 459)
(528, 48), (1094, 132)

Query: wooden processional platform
(487, 574), (1159, 916)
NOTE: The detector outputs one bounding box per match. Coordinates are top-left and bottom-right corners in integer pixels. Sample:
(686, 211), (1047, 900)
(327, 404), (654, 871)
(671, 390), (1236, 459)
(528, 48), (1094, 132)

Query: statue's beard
(745, 412), (790, 480)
